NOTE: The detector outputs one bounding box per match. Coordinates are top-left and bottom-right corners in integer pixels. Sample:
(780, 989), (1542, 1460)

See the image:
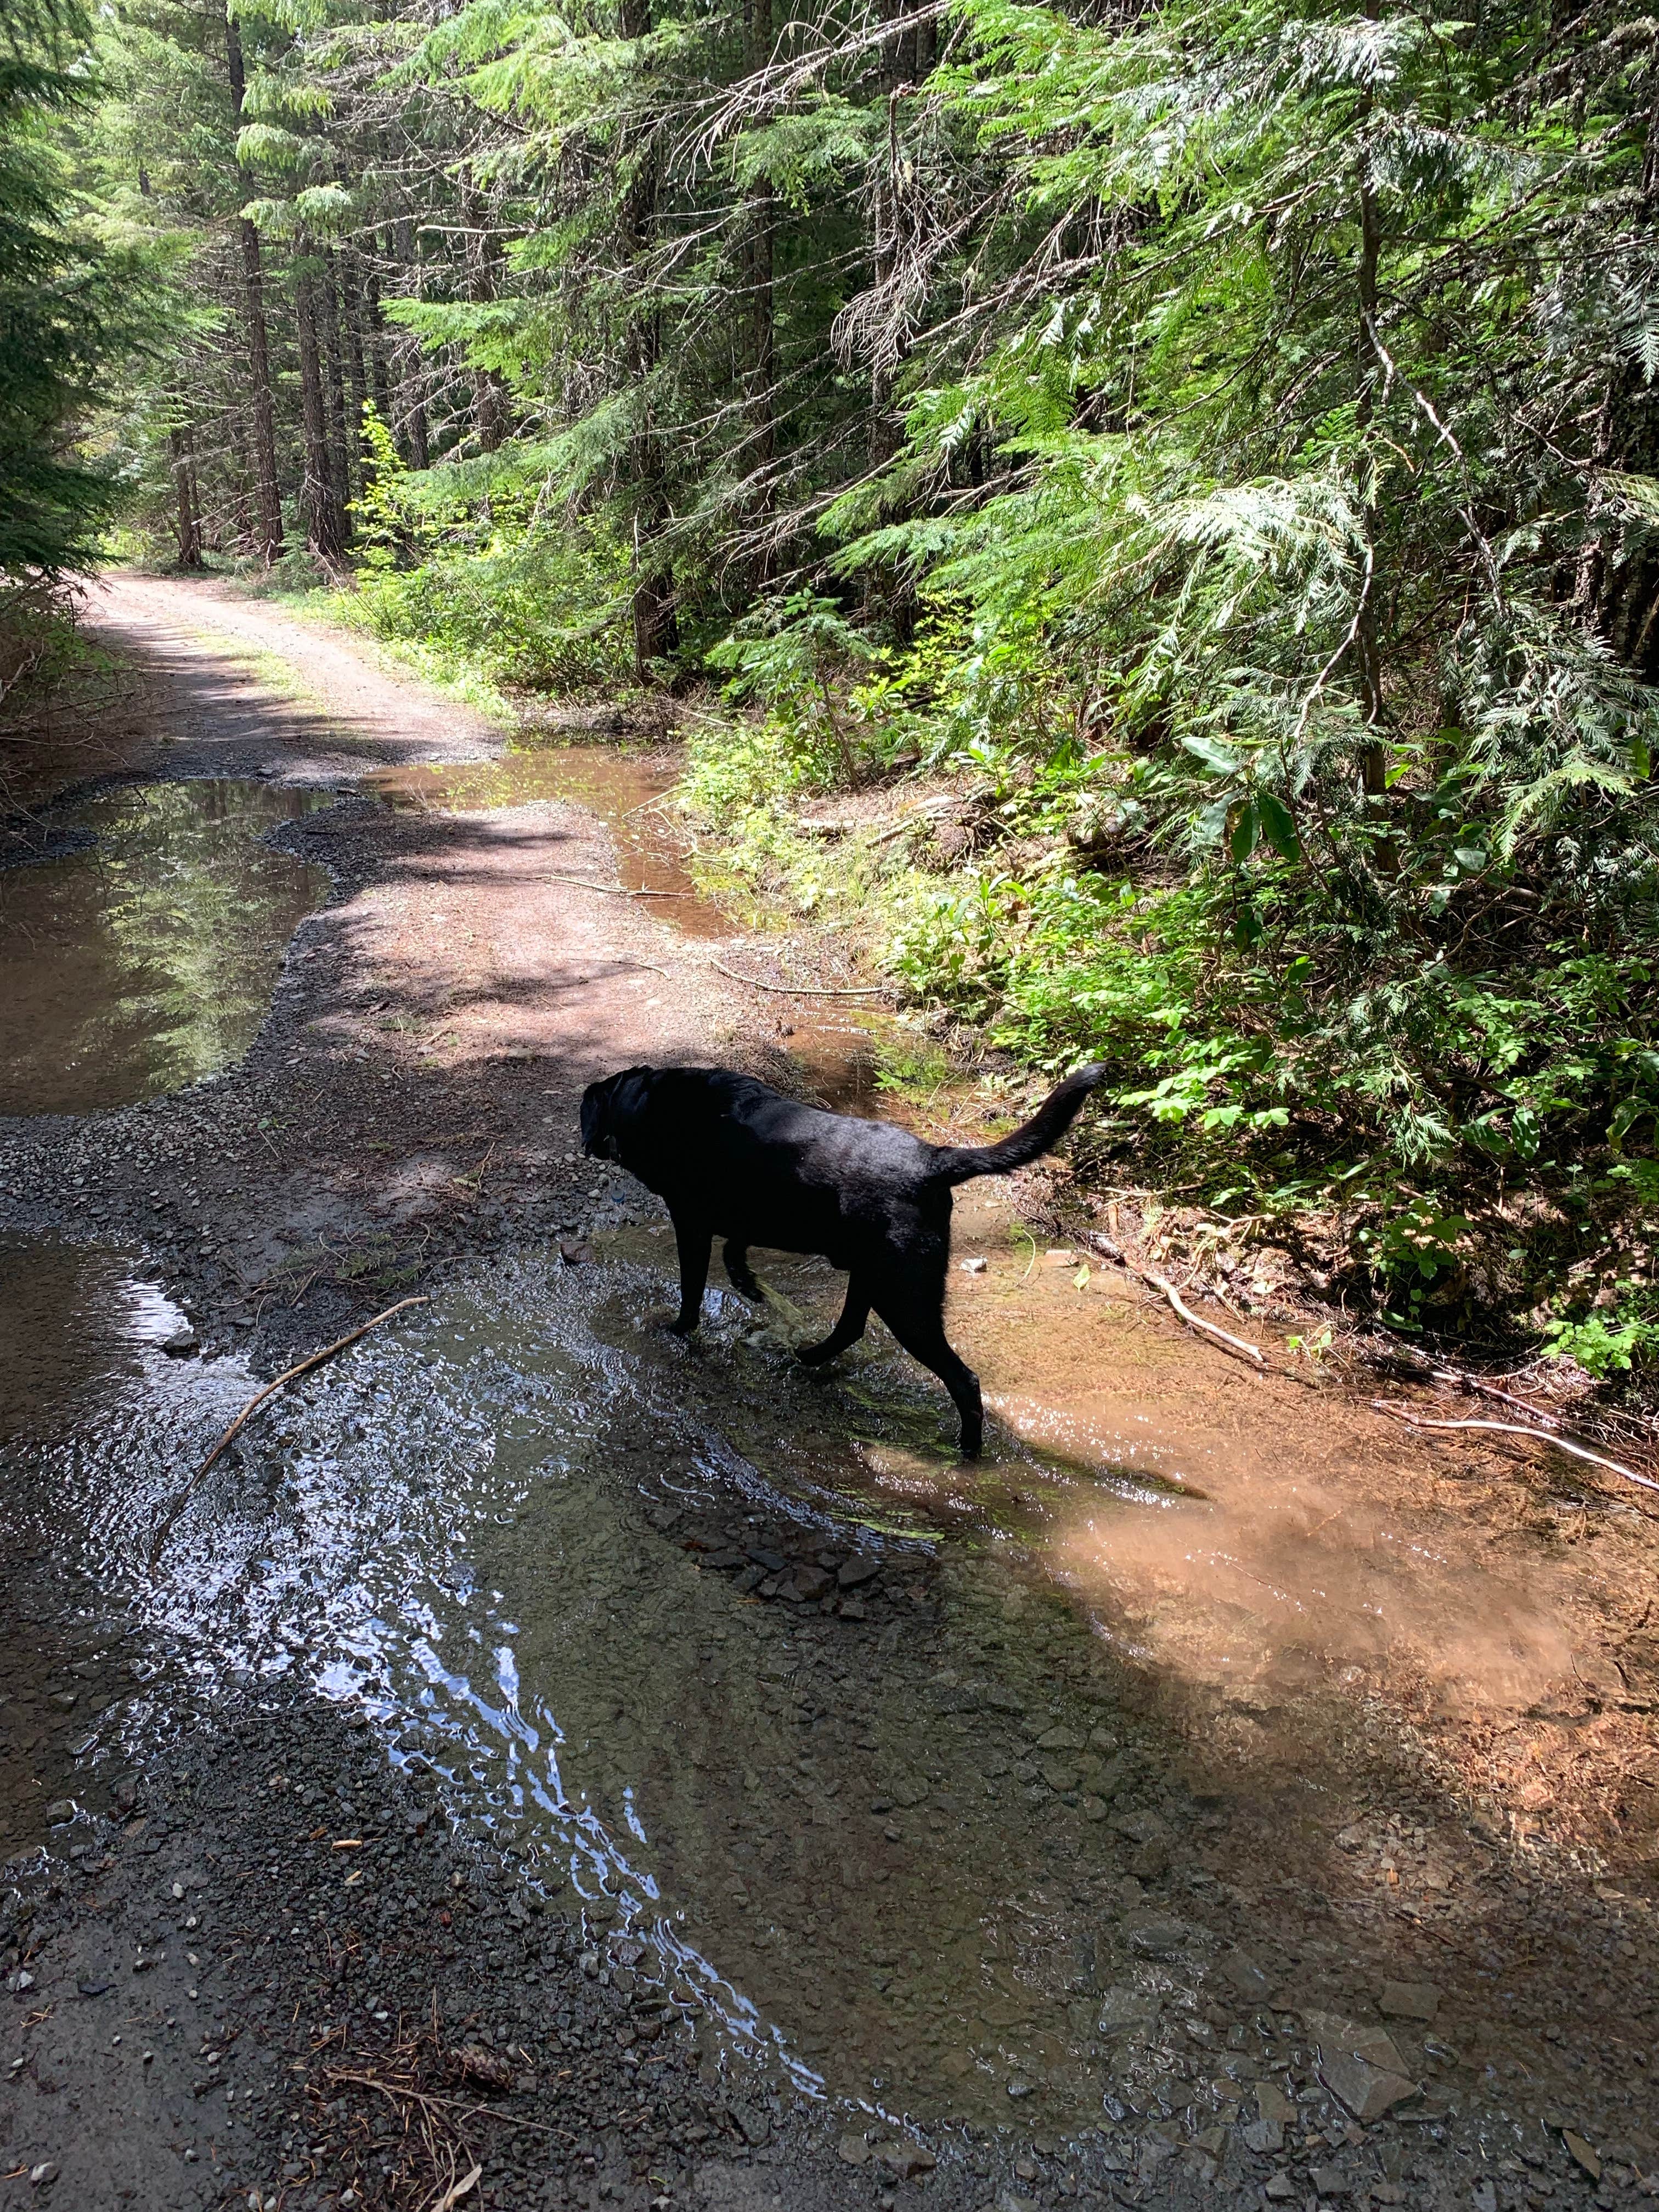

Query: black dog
(579, 1062), (1105, 1454)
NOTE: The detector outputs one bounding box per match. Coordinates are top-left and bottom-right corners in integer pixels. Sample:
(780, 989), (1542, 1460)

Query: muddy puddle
(365, 743), (895, 1113)
(366, 748), (721, 936)
(6, 1217), (1643, 2140)
(0, 779), (329, 1117)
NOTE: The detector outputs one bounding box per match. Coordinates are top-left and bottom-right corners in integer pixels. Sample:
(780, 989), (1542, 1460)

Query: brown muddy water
(3, 1215), (1640, 2140)
(0, 779), (329, 1117)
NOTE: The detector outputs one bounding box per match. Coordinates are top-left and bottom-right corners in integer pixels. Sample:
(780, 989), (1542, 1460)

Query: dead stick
(148, 1297), (429, 1568)
(708, 960), (889, 997)
(1431, 1365), (1566, 1428)
(1085, 1233), (1265, 1365)
(1370, 1403), (1659, 1494)
(539, 873), (692, 898)
(1146, 1269), (1265, 1365)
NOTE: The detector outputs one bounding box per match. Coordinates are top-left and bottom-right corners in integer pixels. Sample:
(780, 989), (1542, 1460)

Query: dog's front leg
(669, 1213), (712, 1336)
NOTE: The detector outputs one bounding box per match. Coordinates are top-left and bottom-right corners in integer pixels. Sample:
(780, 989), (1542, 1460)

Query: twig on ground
(539, 872), (692, 898)
(1148, 1270), (1266, 1364)
(1431, 1365), (1566, 1427)
(1084, 1232), (1265, 1365)
(708, 960), (889, 997)
(324, 2069), (562, 2135)
(148, 1296), (430, 1568)
(1369, 1402), (1659, 1494)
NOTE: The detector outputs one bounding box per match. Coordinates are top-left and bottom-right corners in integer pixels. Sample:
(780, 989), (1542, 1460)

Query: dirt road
(2, 577), (1656, 2212)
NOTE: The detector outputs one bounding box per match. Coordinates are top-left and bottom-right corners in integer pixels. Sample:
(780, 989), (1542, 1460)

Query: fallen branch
(1431, 1365), (1565, 1427)
(1147, 1269), (1266, 1365)
(1084, 1233), (1265, 1365)
(147, 1296), (430, 1568)
(708, 959), (889, 997)
(539, 873), (692, 899)
(1370, 1403), (1659, 1494)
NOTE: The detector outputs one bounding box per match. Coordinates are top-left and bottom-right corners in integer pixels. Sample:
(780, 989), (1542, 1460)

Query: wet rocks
(1380, 1978), (1440, 2021)
(1126, 1915), (1198, 1959)
(877, 2138), (937, 2179)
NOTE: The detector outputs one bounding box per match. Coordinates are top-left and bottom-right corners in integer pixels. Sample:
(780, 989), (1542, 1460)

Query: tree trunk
(169, 424), (204, 568)
(365, 264), (392, 427)
(391, 215), (431, 469)
(621, 0), (677, 678)
(321, 251), (353, 532)
(743, 0), (776, 585)
(341, 246), (370, 482)
(1352, 0), (1386, 801)
(462, 185), (511, 454)
(225, 10), (283, 562)
(296, 265), (345, 564)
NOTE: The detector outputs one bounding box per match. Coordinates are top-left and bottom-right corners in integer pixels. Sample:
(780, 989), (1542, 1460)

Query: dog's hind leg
(798, 1275), (872, 1368)
(668, 1214), (712, 1336)
(873, 1294), (985, 1457)
(723, 1241), (764, 1301)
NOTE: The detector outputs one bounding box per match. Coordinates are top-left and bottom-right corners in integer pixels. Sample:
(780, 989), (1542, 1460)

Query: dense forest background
(3, 0), (1657, 1368)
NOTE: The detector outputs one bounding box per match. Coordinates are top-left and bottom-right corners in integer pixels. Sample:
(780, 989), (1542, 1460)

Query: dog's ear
(579, 1076), (617, 1155)
(581, 1066), (653, 1156)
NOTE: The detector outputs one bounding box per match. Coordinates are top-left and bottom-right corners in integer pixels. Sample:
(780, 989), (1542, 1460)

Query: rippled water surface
(0, 779), (329, 1116)
(1, 1215), (1594, 2131)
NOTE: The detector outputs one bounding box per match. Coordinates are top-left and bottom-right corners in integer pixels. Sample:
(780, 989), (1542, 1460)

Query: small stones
(1034, 1725), (1084, 1753)
(1254, 2081), (1297, 2126)
(1005, 2075), (1035, 2098)
(1220, 1947), (1274, 2003)
(1242, 2118), (1284, 2155)
(837, 2132), (871, 2166)
(1310, 2165), (1351, 2198)
(44, 1798), (77, 1825)
(1265, 2176), (1298, 2202)
(837, 1555), (881, 1590)
(1320, 2049), (1419, 2124)
(1110, 1808), (1170, 1846)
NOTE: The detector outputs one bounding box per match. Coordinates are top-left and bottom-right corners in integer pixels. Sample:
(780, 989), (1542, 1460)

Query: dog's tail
(928, 1064), (1107, 1187)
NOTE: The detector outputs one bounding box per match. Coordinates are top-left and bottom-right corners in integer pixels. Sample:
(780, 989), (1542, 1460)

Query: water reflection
(0, 1229), (1630, 2137)
(0, 779), (329, 1116)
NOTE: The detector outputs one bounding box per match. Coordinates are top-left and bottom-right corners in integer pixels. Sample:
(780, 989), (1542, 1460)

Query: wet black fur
(579, 1062), (1105, 1455)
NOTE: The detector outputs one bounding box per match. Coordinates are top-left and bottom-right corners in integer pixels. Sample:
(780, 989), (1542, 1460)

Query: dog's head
(580, 1065), (653, 1161)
